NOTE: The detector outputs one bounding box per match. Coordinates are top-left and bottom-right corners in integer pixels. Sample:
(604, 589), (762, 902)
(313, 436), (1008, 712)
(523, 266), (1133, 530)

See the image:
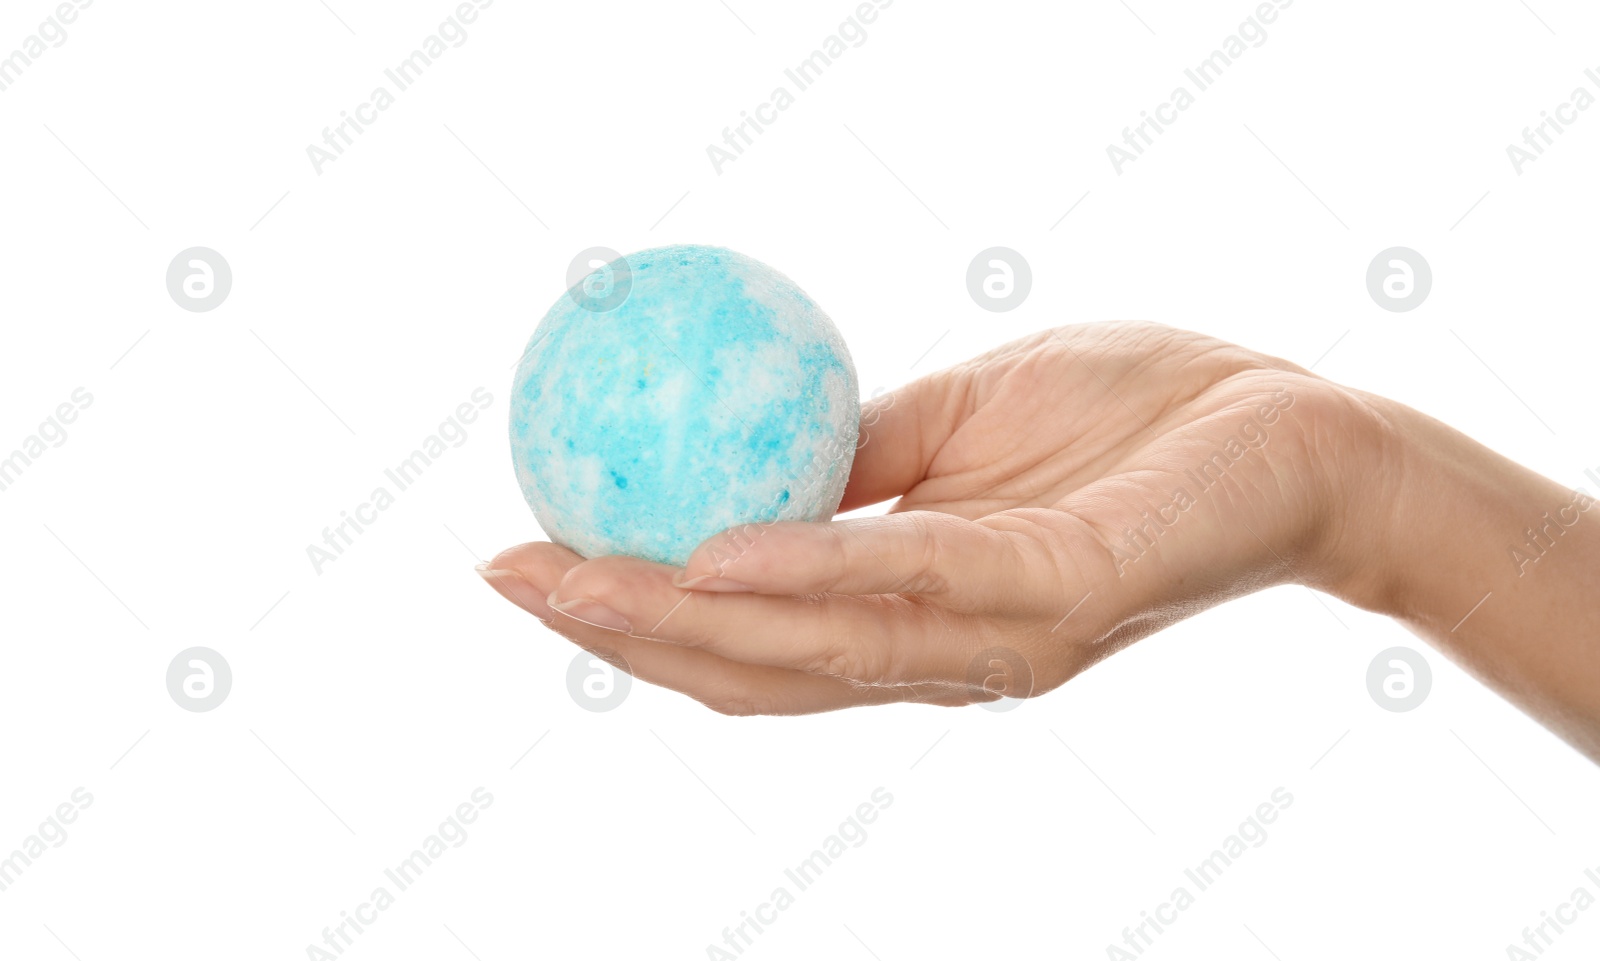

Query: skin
(479, 323), (1600, 762)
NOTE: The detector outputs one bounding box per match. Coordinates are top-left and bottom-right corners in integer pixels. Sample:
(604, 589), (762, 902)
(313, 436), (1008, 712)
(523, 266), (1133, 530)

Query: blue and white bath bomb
(509, 245), (859, 566)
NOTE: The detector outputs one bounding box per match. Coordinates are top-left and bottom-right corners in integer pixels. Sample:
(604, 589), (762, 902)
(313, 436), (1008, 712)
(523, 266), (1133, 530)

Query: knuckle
(809, 599), (913, 684)
(908, 513), (950, 593)
(802, 630), (879, 682)
(822, 523), (854, 589)
(807, 642), (865, 681)
(897, 512), (956, 594)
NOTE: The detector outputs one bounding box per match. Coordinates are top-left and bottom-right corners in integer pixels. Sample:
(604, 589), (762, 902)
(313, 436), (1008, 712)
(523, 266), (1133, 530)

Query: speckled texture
(509, 245), (859, 565)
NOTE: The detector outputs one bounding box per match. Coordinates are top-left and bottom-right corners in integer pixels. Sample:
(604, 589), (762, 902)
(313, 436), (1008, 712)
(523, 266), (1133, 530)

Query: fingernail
(673, 573), (752, 592)
(549, 594), (632, 633)
(476, 565), (553, 620)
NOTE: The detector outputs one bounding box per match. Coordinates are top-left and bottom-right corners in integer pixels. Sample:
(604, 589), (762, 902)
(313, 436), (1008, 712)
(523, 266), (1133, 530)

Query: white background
(1, 0), (1597, 958)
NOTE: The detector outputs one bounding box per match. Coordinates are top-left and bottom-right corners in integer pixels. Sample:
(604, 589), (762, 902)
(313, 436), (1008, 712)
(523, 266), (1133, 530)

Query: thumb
(840, 368), (969, 513)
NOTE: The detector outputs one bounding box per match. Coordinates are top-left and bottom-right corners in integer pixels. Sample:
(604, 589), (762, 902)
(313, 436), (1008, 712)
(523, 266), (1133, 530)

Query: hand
(478, 323), (1388, 715)
(481, 322), (1600, 761)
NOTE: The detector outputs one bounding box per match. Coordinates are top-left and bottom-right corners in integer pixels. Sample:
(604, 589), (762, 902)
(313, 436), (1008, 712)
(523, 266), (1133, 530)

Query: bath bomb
(509, 245), (859, 566)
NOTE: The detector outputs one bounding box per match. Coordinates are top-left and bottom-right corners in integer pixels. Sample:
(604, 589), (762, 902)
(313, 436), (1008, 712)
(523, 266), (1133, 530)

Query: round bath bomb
(509, 245), (859, 566)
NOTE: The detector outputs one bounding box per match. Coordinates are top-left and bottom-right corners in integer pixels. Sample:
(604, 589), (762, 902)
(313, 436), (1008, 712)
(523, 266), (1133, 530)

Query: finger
(841, 370), (968, 512)
(676, 511), (1046, 609)
(480, 545), (984, 712)
(548, 553), (980, 685)
(477, 541), (586, 619)
(540, 611), (959, 715)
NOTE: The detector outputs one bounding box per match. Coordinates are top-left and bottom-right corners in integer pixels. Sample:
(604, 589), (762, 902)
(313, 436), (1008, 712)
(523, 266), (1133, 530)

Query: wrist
(1314, 389), (1585, 626)
(1319, 389), (1600, 759)
(1304, 389), (1434, 617)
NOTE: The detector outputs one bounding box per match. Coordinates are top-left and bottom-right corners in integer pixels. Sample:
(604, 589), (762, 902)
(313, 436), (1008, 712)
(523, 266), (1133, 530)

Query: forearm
(1333, 394), (1600, 759)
